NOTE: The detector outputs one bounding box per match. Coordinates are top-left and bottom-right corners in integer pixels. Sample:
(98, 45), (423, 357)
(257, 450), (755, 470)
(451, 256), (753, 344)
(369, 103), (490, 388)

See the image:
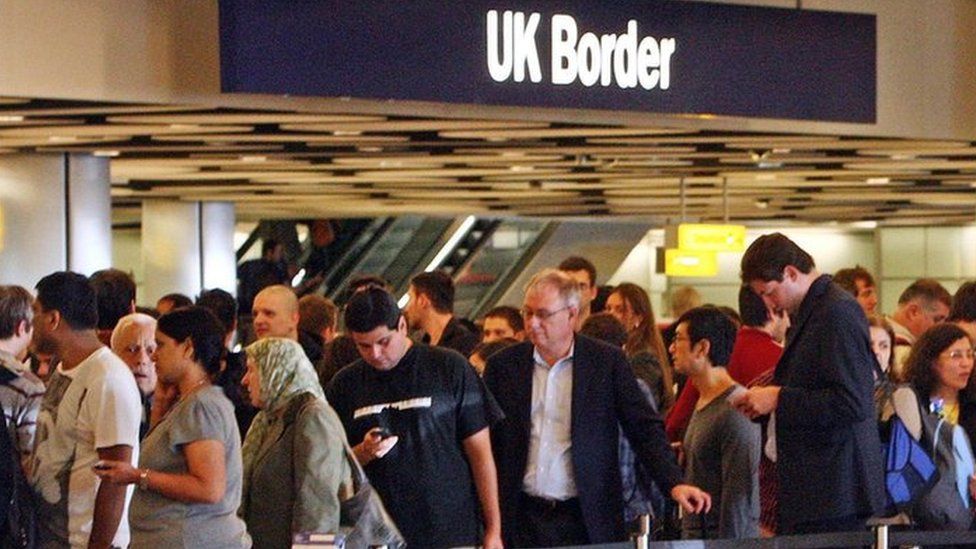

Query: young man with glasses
(484, 269), (710, 547)
(733, 233), (884, 536)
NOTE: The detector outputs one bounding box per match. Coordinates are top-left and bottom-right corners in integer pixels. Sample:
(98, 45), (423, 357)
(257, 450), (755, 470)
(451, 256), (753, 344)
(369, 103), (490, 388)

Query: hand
(671, 484), (711, 515)
(482, 528), (503, 549)
(91, 460), (139, 485)
(969, 474), (976, 503)
(733, 386), (781, 420)
(353, 427), (398, 466)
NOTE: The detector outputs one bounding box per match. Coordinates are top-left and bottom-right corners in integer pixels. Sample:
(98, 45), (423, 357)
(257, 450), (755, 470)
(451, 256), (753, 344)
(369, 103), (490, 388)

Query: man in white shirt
(30, 272), (142, 548)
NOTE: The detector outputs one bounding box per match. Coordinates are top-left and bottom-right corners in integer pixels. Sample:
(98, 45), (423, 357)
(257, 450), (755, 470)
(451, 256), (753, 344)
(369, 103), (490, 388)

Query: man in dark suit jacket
(484, 269), (710, 547)
(734, 233), (884, 534)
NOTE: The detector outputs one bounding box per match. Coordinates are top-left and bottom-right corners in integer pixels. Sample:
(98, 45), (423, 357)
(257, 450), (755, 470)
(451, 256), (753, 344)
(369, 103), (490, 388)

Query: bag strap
(341, 439), (369, 489)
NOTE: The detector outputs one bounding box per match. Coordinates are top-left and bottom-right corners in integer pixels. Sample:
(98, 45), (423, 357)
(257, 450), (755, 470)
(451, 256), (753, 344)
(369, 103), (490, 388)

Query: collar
(533, 340), (575, 369)
(0, 348), (27, 376)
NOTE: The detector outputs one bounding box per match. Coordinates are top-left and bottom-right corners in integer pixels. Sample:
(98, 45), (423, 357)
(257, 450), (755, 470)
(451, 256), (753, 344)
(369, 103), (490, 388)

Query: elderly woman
(95, 307), (250, 548)
(240, 337), (353, 548)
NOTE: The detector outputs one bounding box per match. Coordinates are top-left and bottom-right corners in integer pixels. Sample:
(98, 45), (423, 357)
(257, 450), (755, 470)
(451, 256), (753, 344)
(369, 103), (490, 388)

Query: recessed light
(0, 115), (24, 122)
(866, 177), (890, 185)
(93, 150), (120, 157)
(240, 155), (267, 163)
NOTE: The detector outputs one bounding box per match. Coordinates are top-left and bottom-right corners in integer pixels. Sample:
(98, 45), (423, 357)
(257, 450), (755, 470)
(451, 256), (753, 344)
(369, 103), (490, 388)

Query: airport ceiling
(2, 97), (976, 225)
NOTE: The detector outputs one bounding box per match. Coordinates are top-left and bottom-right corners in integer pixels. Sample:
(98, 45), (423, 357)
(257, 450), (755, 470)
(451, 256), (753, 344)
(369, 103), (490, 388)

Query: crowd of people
(2, 232), (976, 548)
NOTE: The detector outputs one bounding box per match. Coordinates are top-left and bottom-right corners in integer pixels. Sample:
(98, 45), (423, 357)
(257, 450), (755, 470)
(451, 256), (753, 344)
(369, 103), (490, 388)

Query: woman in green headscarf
(239, 337), (353, 548)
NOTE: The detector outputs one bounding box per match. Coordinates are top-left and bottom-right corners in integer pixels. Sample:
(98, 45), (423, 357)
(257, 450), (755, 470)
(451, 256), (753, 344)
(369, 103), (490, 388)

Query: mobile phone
(373, 427), (393, 439)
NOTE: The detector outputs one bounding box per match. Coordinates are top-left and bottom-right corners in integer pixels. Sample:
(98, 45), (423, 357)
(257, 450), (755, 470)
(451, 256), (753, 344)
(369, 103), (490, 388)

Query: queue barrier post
(873, 523), (888, 549)
(632, 514), (650, 549)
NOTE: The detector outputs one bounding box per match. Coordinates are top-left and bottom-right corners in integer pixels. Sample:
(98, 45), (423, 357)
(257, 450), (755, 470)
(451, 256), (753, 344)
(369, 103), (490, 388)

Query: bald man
(110, 313), (157, 439)
(252, 285), (300, 340)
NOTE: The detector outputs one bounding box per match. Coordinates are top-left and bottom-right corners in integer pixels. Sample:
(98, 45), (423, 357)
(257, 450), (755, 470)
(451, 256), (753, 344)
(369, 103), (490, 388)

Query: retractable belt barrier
(608, 522), (976, 548)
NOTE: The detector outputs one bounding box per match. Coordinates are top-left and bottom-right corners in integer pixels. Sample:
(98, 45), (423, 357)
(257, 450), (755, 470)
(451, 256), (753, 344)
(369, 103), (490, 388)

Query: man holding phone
(326, 287), (502, 549)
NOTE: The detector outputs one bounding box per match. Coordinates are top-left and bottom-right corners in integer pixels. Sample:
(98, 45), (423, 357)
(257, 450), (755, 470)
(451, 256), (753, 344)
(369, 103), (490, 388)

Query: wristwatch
(138, 469), (150, 490)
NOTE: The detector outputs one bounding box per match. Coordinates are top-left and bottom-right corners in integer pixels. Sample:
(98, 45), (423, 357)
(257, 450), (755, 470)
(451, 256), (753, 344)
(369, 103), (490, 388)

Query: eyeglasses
(520, 306), (571, 321)
(943, 348), (975, 361)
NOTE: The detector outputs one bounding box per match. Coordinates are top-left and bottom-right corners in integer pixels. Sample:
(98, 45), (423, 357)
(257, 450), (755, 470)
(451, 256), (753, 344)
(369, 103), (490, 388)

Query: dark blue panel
(218, 0), (876, 123)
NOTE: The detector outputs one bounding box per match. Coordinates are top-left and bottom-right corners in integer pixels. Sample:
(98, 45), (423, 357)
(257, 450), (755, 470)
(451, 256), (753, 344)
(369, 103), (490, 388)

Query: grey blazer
(241, 393), (353, 549)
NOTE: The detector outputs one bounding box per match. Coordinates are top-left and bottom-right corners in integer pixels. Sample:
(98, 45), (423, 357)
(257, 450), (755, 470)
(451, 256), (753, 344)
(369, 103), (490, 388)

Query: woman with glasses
(903, 323), (976, 529)
(904, 323), (975, 426)
(239, 337), (353, 548)
(604, 283), (676, 415)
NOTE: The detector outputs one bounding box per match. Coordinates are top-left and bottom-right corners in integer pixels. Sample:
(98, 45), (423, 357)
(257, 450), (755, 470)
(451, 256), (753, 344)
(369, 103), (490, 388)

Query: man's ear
(782, 265), (800, 282)
(128, 300), (136, 314)
(16, 319), (31, 338)
(694, 338), (711, 360)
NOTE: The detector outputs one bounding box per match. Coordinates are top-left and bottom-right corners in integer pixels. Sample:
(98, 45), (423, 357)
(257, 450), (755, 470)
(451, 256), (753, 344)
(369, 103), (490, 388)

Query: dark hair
(675, 306), (738, 367)
(738, 285), (770, 328)
(319, 335), (361, 387)
(299, 294), (338, 334)
(610, 283), (674, 412)
(410, 271), (454, 314)
(591, 285), (613, 314)
(89, 269), (135, 330)
(904, 323), (971, 398)
(716, 305), (742, 328)
(159, 293), (193, 310)
(0, 285), (34, 339)
(135, 306), (160, 319)
(950, 281), (976, 322)
(348, 274), (391, 293)
(261, 238), (281, 257)
(581, 312), (628, 348)
(470, 337), (519, 362)
(156, 306), (225, 377)
(196, 288), (238, 335)
(867, 313), (896, 374)
(558, 256), (597, 287)
(740, 233), (815, 283)
(344, 287), (401, 333)
(897, 278), (951, 308)
(35, 271), (98, 330)
(484, 305), (524, 333)
(833, 265), (875, 298)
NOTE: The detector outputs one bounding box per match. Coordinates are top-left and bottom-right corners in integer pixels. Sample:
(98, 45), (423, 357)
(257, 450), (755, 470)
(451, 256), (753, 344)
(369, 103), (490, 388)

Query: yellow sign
(676, 223), (746, 252)
(664, 248), (718, 277)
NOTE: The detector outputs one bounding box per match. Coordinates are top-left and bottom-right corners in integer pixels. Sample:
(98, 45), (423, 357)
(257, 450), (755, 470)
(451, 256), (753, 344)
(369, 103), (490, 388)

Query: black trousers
(515, 493), (589, 548)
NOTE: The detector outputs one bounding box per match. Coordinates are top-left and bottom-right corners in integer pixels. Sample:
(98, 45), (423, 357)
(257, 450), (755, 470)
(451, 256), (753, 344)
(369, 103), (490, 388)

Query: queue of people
(2, 237), (976, 548)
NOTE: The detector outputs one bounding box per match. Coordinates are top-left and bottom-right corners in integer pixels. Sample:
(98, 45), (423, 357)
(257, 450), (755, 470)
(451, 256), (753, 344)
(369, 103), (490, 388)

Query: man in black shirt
(403, 271), (479, 357)
(326, 288), (502, 549)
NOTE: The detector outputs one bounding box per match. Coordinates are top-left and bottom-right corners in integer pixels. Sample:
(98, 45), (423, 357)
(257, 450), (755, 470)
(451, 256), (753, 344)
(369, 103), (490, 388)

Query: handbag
(338, 442), (406, 549)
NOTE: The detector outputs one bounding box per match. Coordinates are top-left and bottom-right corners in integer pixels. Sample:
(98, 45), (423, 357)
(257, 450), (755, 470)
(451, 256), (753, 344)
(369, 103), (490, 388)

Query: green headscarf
(241, 337), (325, 493)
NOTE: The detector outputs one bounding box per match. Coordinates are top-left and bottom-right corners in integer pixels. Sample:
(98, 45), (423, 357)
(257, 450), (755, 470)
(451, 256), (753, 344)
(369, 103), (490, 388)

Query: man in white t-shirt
(29, 272), (142, 548)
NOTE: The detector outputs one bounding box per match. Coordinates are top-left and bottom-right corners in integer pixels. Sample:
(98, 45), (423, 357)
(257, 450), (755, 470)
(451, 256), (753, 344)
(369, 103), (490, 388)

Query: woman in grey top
(240, 337), (353, 548)
(94, 307), (251, 548)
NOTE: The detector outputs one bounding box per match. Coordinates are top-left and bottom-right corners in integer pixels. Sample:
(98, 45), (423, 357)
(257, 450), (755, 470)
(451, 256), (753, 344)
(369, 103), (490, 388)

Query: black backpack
(1, 369), (37, 548)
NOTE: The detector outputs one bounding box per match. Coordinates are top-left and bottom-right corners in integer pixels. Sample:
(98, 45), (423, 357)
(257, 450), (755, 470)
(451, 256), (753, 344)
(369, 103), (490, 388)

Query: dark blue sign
(218, 1), (876, 123)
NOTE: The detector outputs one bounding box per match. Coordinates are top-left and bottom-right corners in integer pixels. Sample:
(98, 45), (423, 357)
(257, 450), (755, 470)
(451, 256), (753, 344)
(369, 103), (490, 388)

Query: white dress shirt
(522, 343), (576, 500)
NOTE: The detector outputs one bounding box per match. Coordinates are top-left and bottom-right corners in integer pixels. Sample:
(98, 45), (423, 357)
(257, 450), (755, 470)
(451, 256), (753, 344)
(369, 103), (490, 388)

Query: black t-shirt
(422, 317), (480, 358)
(326, 344), (488, 549)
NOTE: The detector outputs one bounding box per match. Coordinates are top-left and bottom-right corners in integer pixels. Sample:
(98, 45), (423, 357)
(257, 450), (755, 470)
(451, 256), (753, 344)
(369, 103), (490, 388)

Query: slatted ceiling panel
(106, 114), (387, 124)
(0, 105), (206, 116)
(857, 147), (976, 157)
(0, 97), (30, 105)
(438, 127), (690, 140)
(150, 133), (412, 144)
(0, 124), (254, 138)
(2, 97), (975, 224)
(280, 120), (551, 132)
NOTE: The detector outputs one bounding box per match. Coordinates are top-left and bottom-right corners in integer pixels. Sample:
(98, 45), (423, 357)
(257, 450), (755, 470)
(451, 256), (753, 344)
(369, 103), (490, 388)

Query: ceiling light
(169, 124), (199, 130)
(851, 220), (878, 230)
(240, 155), (267, 163)
(866, 177), (890, 185)
(93, 150), (120, 157)
(48, 136), (77, 142)
(754, 199), (770, 209)
(889, 154), (914, 160)
(0, 115), (24, 122)
(772, 148), (791, 154)
(333, 130), (362, 136)
(359, 146), (383, 152)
